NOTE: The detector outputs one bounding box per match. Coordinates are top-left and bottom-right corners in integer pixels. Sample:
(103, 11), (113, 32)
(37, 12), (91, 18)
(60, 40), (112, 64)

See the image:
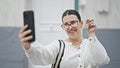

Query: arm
(85, 19), (110, 66)
(86, 36), (110, 66)
(25, 40), (59, 65)
(18, 26), (59, 65)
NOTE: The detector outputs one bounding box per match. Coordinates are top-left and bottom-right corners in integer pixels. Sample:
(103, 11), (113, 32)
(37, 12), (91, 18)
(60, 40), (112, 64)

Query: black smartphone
(23, 10), (35, 42)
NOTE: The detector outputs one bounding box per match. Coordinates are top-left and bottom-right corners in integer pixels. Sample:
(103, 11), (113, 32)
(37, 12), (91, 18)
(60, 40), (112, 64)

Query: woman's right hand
(19, 25), (33, 50)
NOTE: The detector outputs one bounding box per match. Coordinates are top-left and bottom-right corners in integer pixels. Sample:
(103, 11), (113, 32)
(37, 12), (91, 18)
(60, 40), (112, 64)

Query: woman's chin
(68, 35), (77, 39)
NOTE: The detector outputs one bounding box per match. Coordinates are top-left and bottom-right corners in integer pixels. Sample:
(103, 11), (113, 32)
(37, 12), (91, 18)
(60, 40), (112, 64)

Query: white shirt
(25, 36), (110, 68)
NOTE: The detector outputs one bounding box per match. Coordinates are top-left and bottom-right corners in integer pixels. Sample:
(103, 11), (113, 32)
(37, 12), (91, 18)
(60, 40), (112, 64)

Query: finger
(86, 19), (94, 24)
(85, 19), (94, 27)
(20, 29), (31, 38)
(19, 25), (28, 34)
(89, 23), (96, 28)
(21, 35), (33, 43)
(89, 21), (96, 26)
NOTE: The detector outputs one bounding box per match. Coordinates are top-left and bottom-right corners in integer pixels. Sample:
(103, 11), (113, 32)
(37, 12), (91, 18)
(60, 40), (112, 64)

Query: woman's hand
(19, 25), (33, 50)
(86, 19), (96, 37)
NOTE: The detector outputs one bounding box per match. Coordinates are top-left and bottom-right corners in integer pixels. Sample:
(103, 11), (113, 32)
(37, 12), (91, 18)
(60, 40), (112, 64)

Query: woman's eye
(71, 21), (76, 24)
(64, 23), (69, 26)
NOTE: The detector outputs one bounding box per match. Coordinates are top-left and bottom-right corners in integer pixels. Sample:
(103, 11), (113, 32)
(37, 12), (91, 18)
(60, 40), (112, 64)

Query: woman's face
(62, 15), (83, 39)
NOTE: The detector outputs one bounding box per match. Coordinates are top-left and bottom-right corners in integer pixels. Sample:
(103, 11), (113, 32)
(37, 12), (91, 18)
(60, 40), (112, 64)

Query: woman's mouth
(67, 29), (77, 35)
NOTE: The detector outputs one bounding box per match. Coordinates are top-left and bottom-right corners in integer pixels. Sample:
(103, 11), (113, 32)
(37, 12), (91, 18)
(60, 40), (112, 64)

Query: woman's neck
(67, 35), (83, 46)
(66, 36), (83, 51)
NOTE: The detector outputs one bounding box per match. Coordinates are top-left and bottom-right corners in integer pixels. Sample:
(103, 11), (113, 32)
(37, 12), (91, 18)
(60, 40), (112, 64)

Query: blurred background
(0, 0), (120, 68)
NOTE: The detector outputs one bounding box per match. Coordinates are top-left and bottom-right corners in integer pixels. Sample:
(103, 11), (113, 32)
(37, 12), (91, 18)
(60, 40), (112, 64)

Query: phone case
(23, 10), (35, 42)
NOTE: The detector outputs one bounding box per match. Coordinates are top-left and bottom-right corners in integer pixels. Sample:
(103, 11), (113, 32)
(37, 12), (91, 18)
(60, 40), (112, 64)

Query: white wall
(0, 0), (120, 28)
(79, 0), (120, 29)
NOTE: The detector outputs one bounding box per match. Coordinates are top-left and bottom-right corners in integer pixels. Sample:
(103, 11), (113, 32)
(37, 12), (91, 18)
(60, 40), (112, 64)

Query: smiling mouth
(67, 29), (77, 34)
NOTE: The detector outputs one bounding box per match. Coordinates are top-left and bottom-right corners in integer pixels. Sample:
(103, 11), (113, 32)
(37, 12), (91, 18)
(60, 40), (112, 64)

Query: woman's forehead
(63, 15), (78, 23)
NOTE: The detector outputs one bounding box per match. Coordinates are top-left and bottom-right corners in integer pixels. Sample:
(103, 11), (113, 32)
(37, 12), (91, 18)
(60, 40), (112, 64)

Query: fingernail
(25, 25), (28, 27)
(30, 35), (33, 38)
(28, 30), (31, 32)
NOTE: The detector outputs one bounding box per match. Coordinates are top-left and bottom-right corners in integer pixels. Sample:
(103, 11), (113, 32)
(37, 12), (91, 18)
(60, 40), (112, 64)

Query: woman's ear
(79, 21), (83, 28)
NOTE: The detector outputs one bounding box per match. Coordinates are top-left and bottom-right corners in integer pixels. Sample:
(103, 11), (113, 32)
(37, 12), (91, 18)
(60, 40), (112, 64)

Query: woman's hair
(62, 9), (81, 22)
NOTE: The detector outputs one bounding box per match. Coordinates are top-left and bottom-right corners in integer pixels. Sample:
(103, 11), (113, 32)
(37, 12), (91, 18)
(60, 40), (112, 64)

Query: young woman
(19, 10), (110, 68)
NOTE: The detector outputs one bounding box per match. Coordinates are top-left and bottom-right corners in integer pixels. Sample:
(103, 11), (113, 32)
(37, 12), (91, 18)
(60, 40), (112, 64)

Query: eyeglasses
(61, 20), (78, 30)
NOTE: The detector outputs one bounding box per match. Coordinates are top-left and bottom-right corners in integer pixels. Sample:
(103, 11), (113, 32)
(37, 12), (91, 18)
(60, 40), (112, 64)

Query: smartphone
(23, 10), (35, 42)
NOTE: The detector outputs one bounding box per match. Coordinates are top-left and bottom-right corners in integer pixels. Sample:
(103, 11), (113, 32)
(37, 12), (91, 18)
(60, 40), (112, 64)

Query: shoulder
(50, 40), (60, 45)
(83, 36), (98, 42)
(50, 39), (65, 44)
(82, 38), (89, 43)
(47, 40), (61, 48)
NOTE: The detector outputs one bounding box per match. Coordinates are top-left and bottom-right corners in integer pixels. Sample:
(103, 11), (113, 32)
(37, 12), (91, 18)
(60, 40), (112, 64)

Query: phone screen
(23, 10), (35, 42)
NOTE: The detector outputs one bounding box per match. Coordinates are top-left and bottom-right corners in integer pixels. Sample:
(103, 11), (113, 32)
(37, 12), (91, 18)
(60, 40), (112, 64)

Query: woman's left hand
(86, 19), (96, 37)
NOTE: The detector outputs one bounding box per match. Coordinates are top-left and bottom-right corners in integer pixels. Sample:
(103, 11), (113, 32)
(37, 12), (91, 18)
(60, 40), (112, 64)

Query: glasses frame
(61, 20), (79, 30)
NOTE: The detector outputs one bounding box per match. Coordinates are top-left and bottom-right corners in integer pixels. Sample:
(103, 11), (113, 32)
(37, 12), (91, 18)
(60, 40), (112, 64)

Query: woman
(19, 10), (110, 68)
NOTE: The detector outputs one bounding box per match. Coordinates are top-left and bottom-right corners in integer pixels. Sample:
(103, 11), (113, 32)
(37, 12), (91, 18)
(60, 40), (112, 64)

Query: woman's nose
(67, 25), (72, 30)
